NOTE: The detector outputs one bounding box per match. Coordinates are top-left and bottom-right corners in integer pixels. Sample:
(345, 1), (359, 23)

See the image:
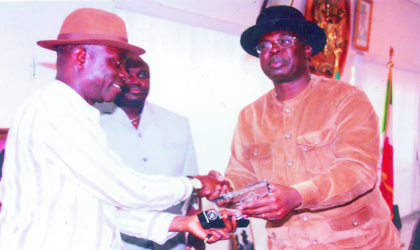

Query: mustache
(270, 57), (288, 64)
(120, 85), (130, 93)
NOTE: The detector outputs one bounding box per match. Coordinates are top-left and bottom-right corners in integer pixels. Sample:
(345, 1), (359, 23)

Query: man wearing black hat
(225, 6), (401, 249)
(0, 8), (235, 250)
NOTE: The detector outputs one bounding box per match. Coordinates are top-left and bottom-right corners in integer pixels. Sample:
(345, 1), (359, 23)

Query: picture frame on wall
(261, 0), (294, 11)
(354, 0), (373, 51)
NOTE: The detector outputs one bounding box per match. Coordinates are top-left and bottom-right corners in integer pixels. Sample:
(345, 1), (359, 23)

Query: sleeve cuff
(180, 176), (194, 196)
(117, 210), (179, 245)
(146, 213), (179, 244)
(291, 180), (320, 209)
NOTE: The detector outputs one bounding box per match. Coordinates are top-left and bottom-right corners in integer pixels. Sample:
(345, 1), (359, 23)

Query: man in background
(225, 6), (401, 249)
(100, 54), (204, 250)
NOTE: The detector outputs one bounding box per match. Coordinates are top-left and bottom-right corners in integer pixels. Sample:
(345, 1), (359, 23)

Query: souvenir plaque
(197, 181), (272, 229)
(213, 180), (272, 210)
(197, 210), (250, 229)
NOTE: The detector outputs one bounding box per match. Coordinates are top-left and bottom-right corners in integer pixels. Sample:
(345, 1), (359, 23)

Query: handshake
(188, 170), (233, 201)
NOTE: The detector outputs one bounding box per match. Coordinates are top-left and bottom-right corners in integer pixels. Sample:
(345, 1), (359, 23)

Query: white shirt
(0, 81), (193, 250)
(99, 103), (198, 177)
(99, 103), (198, 250)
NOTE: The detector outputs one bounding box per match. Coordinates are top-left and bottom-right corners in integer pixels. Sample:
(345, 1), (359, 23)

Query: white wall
(348, 0), (420, 217)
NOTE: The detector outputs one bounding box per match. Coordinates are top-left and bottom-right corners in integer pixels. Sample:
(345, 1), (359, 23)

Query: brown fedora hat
(37, 8), (145, 55)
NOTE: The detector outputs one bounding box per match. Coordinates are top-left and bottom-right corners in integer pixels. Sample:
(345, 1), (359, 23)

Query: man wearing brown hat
(0, 8), (235, 250)
(224, 6), (401, 249)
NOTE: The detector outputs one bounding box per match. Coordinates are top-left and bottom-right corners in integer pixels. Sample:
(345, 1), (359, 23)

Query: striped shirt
(0, 80), (193, 250)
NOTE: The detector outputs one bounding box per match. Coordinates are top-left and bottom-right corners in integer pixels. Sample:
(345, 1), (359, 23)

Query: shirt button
(303, 147), (307, 152)
(285, 134), (291, 139)
(314, 140), (318, 145)
(254, 149), (258, 156)
(352, 220), (359, 226)
(302, 215), (308, 221)
(138, 133), (142, 137)
(287, 161), (293, 166)
(143, 158), (148, 162)
(312, 240), (318, 245)
(285, 108), (291, 113)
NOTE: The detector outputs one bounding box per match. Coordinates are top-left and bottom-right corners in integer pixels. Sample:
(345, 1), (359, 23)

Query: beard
(114, 94), (145, 107)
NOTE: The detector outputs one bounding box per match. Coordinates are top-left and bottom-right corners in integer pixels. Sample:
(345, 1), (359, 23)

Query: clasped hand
(193, 170), (232, 201)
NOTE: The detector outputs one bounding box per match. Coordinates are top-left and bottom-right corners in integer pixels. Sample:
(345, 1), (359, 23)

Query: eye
(279, 38), (292, 45)
(138, 71), (149, 79)
(256, 42), (272, 52)
(278, 36), (295, 46)
(112, 59), (124, 67)
(260, 42), (272, 49)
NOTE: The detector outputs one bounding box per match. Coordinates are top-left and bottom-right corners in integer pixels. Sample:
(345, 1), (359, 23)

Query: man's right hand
(194, 170), (232, 200)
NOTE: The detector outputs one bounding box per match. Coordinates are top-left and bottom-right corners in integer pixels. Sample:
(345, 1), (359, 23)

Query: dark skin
(56, 45), (129, 105)
(56, 46), (235, 242)
(238, 31), (307, 220)
(114, 56), (150, 129)
(259, 31), (313, 101)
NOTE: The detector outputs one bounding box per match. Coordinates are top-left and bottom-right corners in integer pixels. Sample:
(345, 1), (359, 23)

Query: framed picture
(261, 0), (294, 11)
(354, 0), (373, 51)
(229, 225), (255, 250)
(304, 0), (351, 79)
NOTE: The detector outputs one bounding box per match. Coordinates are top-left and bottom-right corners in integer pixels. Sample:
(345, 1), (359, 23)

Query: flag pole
(380, 46), (394, 219)
(383, 47), (394, 136)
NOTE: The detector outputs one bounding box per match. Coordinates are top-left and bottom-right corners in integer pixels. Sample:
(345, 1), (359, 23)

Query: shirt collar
(51, 80), (100, 120)
(103, 101), (156, 131)
(271, 75), (320, 107)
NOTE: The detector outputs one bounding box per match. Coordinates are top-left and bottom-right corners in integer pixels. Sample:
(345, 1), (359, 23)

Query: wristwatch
(186, 176), (203, 193)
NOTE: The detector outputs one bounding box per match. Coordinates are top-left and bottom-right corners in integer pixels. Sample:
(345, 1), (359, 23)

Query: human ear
(304, 45), (313, 59)
(74, 47), (87, 69)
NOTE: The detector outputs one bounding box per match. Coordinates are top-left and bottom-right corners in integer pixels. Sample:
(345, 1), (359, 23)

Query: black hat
(240, 6), (327, 57)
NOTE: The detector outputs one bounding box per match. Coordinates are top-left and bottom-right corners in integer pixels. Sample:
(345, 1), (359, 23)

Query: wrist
(186, 176), (203, 194)
(169, 216), (190, 232)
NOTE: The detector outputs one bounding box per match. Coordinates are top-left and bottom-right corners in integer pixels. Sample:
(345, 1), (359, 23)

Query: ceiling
(115, 0), (420, 36)
(115, 0), (306, 36)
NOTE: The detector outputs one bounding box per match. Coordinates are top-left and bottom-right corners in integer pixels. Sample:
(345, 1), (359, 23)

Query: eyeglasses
(137, 71), (149, 79)
(255, 35), (298, 54)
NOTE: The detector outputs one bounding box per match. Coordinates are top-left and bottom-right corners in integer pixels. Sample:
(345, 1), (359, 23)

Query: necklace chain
(130, 114), (142, 123)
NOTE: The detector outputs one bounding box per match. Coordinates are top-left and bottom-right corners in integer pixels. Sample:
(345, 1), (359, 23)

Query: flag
(379, 48), (394, 218)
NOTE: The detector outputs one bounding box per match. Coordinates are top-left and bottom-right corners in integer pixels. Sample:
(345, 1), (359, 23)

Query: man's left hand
(237, 183), (302, 221)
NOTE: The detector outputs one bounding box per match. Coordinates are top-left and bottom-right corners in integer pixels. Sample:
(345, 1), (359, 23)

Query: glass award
(197, 181), (271, 229)
(212, 180), (272, 211)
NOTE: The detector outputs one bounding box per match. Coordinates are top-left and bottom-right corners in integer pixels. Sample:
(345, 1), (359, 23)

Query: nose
(118, 64), (129, 83)
(270, 41), (282, 54)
